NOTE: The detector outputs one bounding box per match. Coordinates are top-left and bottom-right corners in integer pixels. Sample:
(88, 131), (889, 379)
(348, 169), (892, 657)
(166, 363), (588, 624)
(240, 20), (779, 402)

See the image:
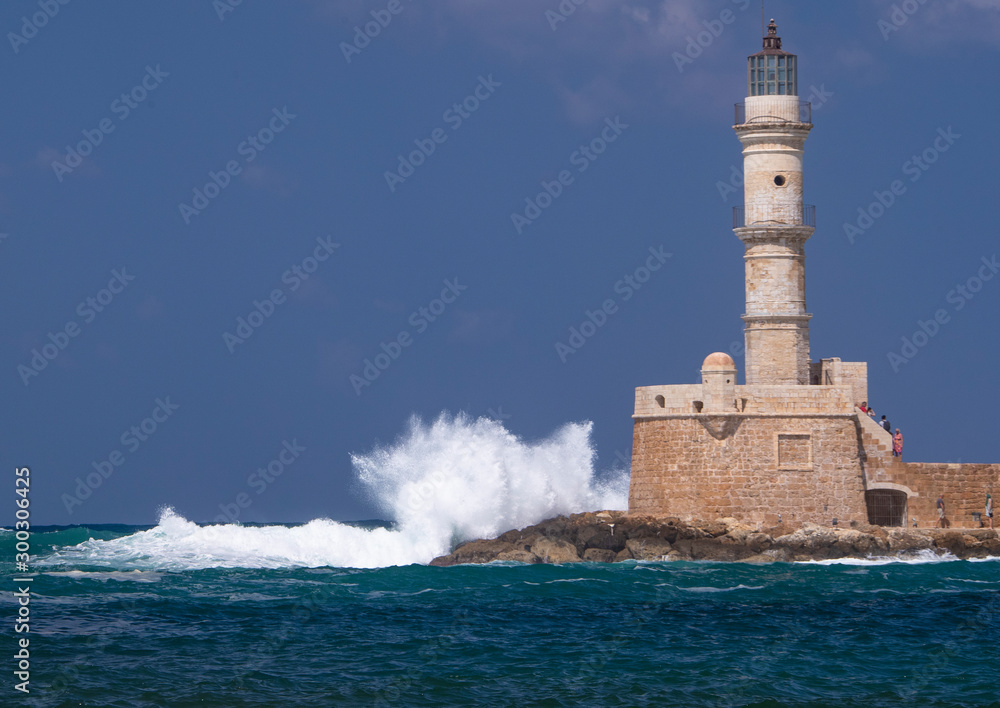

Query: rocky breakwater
(429, 512), (1000, 566)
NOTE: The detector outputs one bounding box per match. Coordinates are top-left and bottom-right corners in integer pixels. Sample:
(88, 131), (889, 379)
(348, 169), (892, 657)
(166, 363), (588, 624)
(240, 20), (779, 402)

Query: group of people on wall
(934, 494), (994, 529)
(860, 402), (903, 458)
(858, 405), (996, 531)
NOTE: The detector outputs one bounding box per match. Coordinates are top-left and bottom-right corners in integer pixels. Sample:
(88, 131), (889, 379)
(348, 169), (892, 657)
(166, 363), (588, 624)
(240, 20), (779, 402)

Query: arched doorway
(865, 489), (908, 527)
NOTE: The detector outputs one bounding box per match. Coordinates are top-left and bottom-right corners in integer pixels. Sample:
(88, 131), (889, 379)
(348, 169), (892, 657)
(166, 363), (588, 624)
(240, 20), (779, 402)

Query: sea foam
(39, 413), (628, 571)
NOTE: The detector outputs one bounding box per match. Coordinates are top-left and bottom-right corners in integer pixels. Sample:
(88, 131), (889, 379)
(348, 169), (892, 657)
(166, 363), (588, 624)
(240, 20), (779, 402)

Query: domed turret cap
(701, 352), (737, 371)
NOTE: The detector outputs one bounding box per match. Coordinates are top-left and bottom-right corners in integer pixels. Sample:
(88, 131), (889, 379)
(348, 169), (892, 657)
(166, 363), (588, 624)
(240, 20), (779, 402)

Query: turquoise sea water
(4, 523), (999, 707)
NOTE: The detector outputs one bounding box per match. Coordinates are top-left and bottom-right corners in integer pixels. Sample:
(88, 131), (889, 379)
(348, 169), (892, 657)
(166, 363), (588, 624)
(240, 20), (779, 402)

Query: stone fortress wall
(859, 411), (1000, 528)
(629, 356), (1000, 529)
(629, 416), (868, 528)
(629, 354), (869, 527)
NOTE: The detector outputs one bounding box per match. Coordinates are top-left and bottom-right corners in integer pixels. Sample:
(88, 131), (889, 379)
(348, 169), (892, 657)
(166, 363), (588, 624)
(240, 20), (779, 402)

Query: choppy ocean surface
(4, 523), (999, 707)
(6, 415), (999, 706)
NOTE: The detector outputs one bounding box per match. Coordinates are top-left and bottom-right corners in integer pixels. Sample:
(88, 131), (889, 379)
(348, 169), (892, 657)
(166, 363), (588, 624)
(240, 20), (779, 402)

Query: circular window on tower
(774, 175), (787, 186)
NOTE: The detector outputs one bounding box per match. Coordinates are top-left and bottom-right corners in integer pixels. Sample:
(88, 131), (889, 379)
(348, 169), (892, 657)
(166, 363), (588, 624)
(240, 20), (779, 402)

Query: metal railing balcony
(734, 205), (816, 229)
(735, 101), (812, 125)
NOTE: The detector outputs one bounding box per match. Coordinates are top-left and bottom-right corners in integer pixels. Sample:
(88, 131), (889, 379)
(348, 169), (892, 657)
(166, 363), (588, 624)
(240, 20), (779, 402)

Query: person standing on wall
(881, 416), (891, 433)
(986, 493), (993, 530)
(937, 495), (947, 529)
(893, 429), (904, 458)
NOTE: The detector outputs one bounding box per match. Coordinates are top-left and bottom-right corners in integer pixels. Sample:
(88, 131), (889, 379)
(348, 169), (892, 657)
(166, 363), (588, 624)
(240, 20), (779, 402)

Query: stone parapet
(634, 383), (855, 418)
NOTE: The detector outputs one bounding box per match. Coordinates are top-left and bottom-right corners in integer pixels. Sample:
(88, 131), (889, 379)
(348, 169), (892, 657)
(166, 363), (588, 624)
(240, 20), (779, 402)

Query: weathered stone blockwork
(629, 415), (868, 528)
(855, 412), (999, 527)
(897, 464), (999, 527)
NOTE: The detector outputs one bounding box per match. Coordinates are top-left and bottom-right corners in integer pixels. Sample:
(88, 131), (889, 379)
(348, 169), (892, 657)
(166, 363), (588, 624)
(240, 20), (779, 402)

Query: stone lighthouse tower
(735, 19), (814, 386)
(627, 19), (999, 530)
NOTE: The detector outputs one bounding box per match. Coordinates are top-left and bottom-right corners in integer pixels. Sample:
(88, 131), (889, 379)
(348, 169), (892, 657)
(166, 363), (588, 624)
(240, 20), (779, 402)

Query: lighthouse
(627, 20), (998, 530)
(734, 19), (814, 386)
(628, 20), (871, 527)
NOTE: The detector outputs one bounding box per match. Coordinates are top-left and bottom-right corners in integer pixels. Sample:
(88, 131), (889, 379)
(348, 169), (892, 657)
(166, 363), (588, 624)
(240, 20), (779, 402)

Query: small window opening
(774, 175), (786, 186)
(655, 395), (665, 408)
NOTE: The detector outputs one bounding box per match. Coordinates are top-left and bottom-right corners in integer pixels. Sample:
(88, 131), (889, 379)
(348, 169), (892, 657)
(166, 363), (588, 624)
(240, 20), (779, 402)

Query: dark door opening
(865, 489), (907, 527)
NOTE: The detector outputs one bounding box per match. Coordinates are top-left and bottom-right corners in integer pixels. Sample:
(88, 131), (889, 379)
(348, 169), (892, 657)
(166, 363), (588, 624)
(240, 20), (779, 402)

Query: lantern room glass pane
(749, 54), (798, 96)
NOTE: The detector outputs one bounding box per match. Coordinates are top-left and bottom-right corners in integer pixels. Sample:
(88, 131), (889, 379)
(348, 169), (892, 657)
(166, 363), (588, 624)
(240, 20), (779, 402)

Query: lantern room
(748, 19), (797, 97)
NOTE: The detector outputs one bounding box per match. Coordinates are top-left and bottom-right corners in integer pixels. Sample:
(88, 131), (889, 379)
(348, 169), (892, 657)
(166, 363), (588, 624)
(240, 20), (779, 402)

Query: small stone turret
(701, 352), (737, 412)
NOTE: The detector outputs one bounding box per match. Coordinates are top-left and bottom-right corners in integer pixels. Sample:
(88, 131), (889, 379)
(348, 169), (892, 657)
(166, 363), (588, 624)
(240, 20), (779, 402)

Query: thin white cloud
(35, 147), (102, 179)
(240, 164), (298, 195)
(448, 308), (514, 344)
(319, 1), (1000, 123)
(316, 0), (755, 123)
(289, 276), (339, 309)
(874, 0), (1000, 46)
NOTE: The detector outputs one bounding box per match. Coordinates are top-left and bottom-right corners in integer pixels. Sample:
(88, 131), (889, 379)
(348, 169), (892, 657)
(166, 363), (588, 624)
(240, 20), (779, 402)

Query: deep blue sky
(4, 1), (999, 524)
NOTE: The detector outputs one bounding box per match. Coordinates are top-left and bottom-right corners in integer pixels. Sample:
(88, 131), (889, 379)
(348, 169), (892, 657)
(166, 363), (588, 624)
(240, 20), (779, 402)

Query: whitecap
(43, 570), (162, 583)
(799, 550), (959, 566)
